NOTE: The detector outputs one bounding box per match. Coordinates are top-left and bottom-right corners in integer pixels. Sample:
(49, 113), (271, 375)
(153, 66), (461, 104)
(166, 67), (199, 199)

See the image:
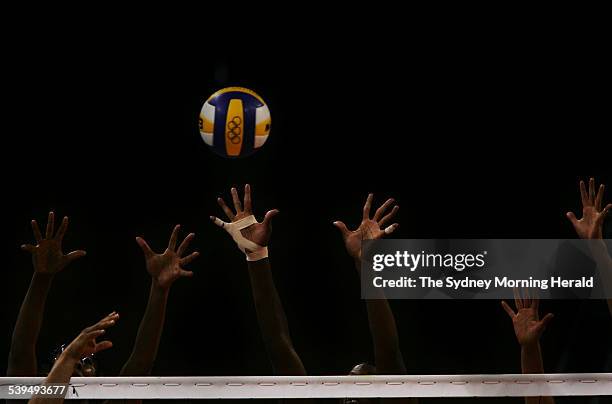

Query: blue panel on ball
(210, 91), (263, 158)
(241, 105), (256, 157)
(212, 100), (228, 157)
(208, 91), (264, 108)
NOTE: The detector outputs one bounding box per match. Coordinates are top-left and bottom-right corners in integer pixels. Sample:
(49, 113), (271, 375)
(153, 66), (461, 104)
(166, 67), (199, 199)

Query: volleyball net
(1, 374), (611, 399)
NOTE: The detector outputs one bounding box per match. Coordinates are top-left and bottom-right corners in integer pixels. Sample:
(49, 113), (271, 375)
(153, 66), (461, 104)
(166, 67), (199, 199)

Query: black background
(1, 46), (610, 403)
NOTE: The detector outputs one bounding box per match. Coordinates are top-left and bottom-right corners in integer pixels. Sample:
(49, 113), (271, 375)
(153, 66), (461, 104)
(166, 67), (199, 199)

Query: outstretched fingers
(179, 269), (194, 278)
(589, 178), (596, 205)
(180, 251), (199, 266)
(501, 301), (516, 318)
(177, 233), (195, 256)
(217, 197), (235, 220)
(45, 211), (55, 239)
(31, 219), (43, 243)
(580, 180), (588, 207)
(231, 187), (243, 213)
(85, 313), (119, 333)
(85, 329), (107, 339)
(373, 198), (395, 221)
(210, 216), (229, 229)
(244, 184), (253, 213)
(531, 291), (540, 311)
(379, 205), (399, 228)
(513, 288), (523, 310)
(523, 288), (532, 309)
(595, 183), (605, 211)
(363, 193), (374, 220)
(55, 216), (69, 242)
(168, 225), (181, 251)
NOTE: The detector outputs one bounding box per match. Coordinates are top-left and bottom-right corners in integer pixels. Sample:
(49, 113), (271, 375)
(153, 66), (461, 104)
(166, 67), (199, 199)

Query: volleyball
(199, 87), (271, 158)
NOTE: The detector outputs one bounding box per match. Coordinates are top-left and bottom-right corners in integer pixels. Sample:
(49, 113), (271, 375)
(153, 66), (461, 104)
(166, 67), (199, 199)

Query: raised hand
(63, 312), (119, 361)
(566, 178), (611, 239)
(502, 289), (554, 346)
(333, 193), (399, 260)
(29, 313), (119, 404)
(211, 184), (278, 255)
(136, 226), (199, 290)
(21, 212), (87, 275)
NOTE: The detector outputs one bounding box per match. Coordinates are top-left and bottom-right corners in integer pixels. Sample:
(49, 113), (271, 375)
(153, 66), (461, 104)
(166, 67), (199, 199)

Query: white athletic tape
(246, 246), (269, 261)
(234, 216), (258, 231)
(2, 374), (611, 399)
(212, 215), (268, 261)
(384, 224), (398, 235)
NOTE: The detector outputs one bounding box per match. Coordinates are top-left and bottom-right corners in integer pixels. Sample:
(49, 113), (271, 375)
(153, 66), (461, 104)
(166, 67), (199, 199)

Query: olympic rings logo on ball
(200, 87), (271, 158)
(227, 116), (242, 144)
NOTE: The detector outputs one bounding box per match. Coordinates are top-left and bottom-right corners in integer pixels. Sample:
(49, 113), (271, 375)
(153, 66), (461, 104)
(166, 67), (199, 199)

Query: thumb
(566, 211), (579, 228)
(333, 221), (350, 238)
(262, 209), (280, 228)
(135, 237), (154, 258)
(21, 244), (35, 253)
(538, 313), (554, 331)
(65, 250), (87, 263)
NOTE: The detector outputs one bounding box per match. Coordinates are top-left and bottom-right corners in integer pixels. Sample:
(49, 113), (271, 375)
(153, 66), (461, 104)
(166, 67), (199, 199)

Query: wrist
(60, 346), (82, 364)
(32, 272), (54, 282)
(246, 246), (269, 262)
(587, 238), (607, 251)
(151, 279), (171, 295)
(520, 341), (541, 352)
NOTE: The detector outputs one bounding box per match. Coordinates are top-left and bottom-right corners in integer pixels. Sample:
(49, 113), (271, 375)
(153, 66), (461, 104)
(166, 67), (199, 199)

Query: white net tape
(2, 374), (612, 399)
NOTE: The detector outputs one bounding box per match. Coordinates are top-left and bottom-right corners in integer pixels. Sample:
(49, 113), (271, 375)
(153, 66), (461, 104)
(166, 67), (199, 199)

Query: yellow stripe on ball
(225, 99), (244, 157)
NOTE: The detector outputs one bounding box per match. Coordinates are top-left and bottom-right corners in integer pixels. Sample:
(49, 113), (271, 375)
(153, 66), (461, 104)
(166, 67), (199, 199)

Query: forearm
(248, 258), (305, 375)
(585, 240), (612, 318)
(355, 259), (405, 373)
(521, 343), (544, 374)
(521, 343), (554, 404)
(120, 283), (169, 376)
(365, 299), (405, 372)
(28, 354), (77, 404)
(588, 239), (612, 291)
(9, 273), (54, 376)
(248, 258), (291, 342)
(588, 239), (612, 265)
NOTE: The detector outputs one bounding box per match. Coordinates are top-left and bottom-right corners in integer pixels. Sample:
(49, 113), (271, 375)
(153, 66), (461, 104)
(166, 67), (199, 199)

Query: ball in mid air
(199, 87), (271, 158)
